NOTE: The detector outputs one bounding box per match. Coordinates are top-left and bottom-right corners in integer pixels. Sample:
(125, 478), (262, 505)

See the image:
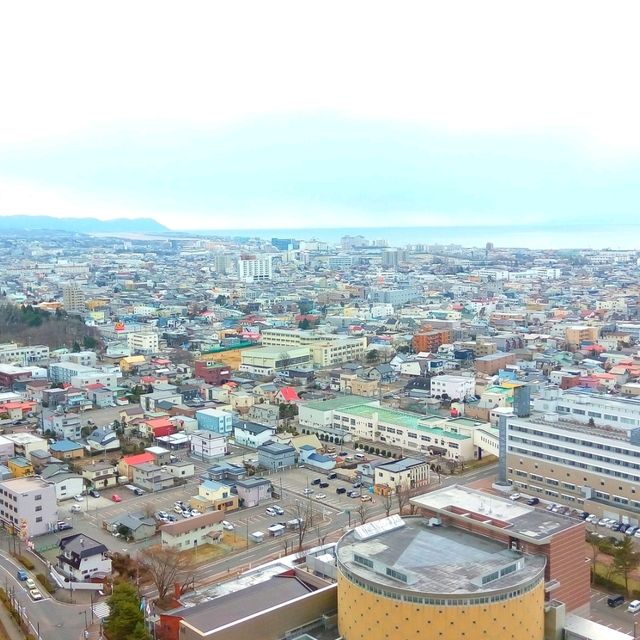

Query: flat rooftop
(337, 516), (545, 596)
(411, 485), (579, 542)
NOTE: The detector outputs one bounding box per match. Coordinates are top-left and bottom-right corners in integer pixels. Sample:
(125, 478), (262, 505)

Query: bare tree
(586, 531), (600, 585)
(381, 491), (394, 517)
(395, 481), (412, 515)
(293, 499), (315, 551)
(355, 502), (372, 525)
(139, 546), (193, 601)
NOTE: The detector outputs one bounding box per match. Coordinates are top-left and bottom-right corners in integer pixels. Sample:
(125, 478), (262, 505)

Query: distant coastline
(187, 223), (640, 251)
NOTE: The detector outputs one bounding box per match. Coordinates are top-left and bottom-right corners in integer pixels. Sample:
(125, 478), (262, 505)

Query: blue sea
(195, 224), (640, 251)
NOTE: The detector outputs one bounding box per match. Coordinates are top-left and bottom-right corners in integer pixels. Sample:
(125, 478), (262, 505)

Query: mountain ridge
(0, 214), (168, 233)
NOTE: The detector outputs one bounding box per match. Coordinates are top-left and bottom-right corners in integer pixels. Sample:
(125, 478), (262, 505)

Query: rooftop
(336, 515), (545, 596)
(301, 395), (377, 412)
(411, 485), (580, 543)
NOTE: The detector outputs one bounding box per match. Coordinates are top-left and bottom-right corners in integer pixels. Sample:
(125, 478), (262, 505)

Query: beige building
(374, 457), (430, 493)
(62, 282), (85, 313)
(565, 325), (599, 349)
(339, 373), (379, 397)
(161, 511), (225, 550)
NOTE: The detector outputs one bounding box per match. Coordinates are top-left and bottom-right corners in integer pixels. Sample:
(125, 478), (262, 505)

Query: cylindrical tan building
(336, 516), (546, 640)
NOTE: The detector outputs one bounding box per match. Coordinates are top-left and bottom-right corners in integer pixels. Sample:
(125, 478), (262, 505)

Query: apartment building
(501, 412), (640, 523)
(565, 325), (599, 349)
(127, 331), (159, 354)
(411, 328), (453, 354)
(195, 408), (233, 435)
(60, 351), (97, 367)
(190, 431), (227, 461)
(429, 375), (475, 401)
(0, 343), (49, 366)
(0, 476), (57, 537)
(62, 282), (85, 312)
(533, 387), (640, 430)
(239, 346), (312, 375)
(237, 255), (273, 282)
(49, 362), (118, 389)
(374, 457), (431, 493)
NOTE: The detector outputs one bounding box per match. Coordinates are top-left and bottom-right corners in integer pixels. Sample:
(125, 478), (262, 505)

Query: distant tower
(485, 242), (494, 259)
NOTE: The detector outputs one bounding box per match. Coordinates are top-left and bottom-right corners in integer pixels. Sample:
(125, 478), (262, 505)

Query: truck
(287, 518), (304, 530)
(250, 531), (265, 543)
(267, 524), (285, 537)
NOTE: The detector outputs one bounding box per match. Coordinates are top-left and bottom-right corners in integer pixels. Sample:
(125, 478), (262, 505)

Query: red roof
(146, 417), (173, 429)
(85, 383), (106, 390)
(278, 387), (300, 402)
(123, 452), (155, 465)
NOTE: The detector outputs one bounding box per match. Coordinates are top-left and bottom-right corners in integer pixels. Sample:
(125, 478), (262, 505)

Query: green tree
(72, 341), (81, 352)
(366, 349), (379, 363)
(83, 335), (98, 349)
(613, 535), (640, 596)
(105, 582), (149, 640)
(298, 318), (311, 330)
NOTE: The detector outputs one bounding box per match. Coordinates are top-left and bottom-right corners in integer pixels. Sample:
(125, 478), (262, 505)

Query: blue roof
(201, 479), (225, 491)
(308, 453), (333, 463)
(299, 444), (316, 451)
(50, 439), (84, 452)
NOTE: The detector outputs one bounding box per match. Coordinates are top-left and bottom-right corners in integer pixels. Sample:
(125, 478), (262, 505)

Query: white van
(355, 453), (366, 460)
(628, 600), (640, 613)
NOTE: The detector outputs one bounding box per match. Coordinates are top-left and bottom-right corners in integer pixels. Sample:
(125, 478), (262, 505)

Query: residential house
(247, 403), (280, 427)
(205, 462), (246, 485)
(190, 431), (226, 461)
(145, 445), (172, 465)
(0, 436), (14, 464)
(49, 440), (85, 461)
(298, 446), (336, 471)
(41, 464), (84, 501)
(29, 449), (51, 474)
(86, 427), (120, 454)
(165, 460), (195, 480)
(257, 442), (296, 470)
(105, 513), (156, 541)
(57, 534), (111, 582)
(83, 461), (119, 489)
(85, 384), (114, 408)
(131, 463), (175, 492)
(140, 390), (183, 412)
(274, 386), (301, 404)
(140, 417), (176, 439)
(3, 433), (48, 459)
(117, 452), (156, 480)
(235, 477), (271, 507)
(234, 422), (276, 448)
(160, 511), (225, 550)
(8, 457), (33, 478)
(195, 479), (238, 512)
(195, 408), (233, 436)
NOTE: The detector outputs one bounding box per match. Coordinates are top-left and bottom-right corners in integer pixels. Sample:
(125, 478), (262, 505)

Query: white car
(222, 520), (234, 531)
(508, 493), (521, 501)
(25, 578), (36, 590)
(29, 589), (42, 601)
(303, 488), (314, 495)
(315, 494), (326, 500)
(73, 495), (84, 502)
(70, 504), (81, 513)
(190, 509), (201, 516)
(265, 507), (277, 516)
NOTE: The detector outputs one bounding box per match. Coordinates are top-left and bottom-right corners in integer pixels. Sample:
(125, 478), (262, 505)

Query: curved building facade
(336, 516), (546, 640)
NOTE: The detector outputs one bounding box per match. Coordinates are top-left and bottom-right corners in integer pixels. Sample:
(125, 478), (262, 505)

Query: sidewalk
(0, 602), (25, 640)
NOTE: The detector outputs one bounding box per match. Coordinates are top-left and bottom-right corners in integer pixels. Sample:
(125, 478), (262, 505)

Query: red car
(111, 494), (122, 502)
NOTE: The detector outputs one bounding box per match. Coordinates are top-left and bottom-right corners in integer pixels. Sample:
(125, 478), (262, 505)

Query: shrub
(18, 555), (34, 570)
(36, 573), (56, 594)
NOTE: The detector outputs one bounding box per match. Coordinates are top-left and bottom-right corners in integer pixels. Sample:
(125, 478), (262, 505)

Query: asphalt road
(0, 540), (89, 640)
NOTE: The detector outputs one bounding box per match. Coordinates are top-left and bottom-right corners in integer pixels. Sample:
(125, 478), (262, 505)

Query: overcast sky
(1, 2), (640, 230)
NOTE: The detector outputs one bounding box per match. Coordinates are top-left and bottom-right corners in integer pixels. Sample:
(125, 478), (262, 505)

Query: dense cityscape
(0, 227), (639, 639)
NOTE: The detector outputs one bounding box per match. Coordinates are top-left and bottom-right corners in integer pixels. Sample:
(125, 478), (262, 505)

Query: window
(34, 495), (42, 501)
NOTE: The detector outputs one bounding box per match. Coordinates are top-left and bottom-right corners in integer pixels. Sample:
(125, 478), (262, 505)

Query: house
(234, 422), (276, 448)
(196, 479), (239, 511)
(160, 511), (225, 550)
(84, 383), (114, 408)
(257, 442), (296, 471)
(374, 457), (431, 494)
(247, 403), (280, 427)
(140, 389), (183, 412)
(274, 386), (300, 404)
(131, 462), (175, 492)
(145, 445), (172, 466)
(190, 431), (226, 461)
(49, 440), (85, 461)
(40, 464), (84, 501)
(83, 461), (119, 489)
(205, 462), (246, 484)
(105, 512), (156, 541)
(118, 452), (156, 480)
(299, 446), (336, 471)
(195, 408), (233, 435)
(86, 427), (120, 453)
(8, 456), (34, 478)
(29, 449), (51, 473)
(0, 436), (14, 464)
(57, 534), (111, 582)
(165, 460), (195, 480)
(141, 417), (176, 439)
(235, 477), (271, 507)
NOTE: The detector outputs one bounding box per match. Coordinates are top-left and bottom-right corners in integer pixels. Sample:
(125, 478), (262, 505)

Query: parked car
(319, 482), (329, 489)
(526, 497), (540, 506)
(348, 491), (360, 498)
(89, 489), (100, 498)
(73, 495), (84, 502)
(266, 507), (278, 516)
(327, 472), (337, 480)
(16, 570), (27, 581)
(111, 494), (122, 503)
(303, 488), (314, 495)
(70, 504), (81, 513)
(133, 488), (145, 496)
(311, 478), (322, 486)
(608, 594), (625, 607)
(272, 505), (284, 515)
(509, 493), (521, 501)
(315, 494), (326, 500)
(361, 495), (373, 502)
(57, 521), (72, 531)
(352, 482), (362, 488)
(336, 487), (347, 494)
(222, 520), (235, 531)
(173, 505), (183, 513)
(25, 579), (36, 590)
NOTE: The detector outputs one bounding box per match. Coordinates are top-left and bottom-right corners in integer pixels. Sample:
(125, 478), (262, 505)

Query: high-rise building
(62, 282), (85, 312)
(237, 255), (273, 282)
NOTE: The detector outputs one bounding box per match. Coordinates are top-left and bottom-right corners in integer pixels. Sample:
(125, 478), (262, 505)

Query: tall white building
(0, 477), (57, 537)
(127, 331), (159, 354)
(237, 255), (273, 282)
